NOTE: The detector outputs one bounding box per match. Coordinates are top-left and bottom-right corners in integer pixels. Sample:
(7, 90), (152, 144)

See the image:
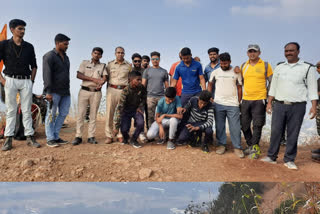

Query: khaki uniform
(75, 60), (107, 138)
(105, 59), (132, 138)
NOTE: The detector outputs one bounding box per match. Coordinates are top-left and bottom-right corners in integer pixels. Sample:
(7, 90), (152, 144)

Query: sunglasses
(317, 65), (320, 69)
(151, 58), (159, 61)
(248, 50), (258, 53)
(133, 60), (141, 63)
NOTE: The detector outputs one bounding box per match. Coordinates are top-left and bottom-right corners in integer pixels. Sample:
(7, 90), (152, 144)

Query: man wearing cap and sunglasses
(0, 19), (40, 151)
(240, 44), (273, 159)
(261, 42), (318, 170)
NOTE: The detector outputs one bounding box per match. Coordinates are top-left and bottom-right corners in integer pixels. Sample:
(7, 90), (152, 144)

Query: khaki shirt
(78, 60), (107, 88)
(107, 59), (132, 86)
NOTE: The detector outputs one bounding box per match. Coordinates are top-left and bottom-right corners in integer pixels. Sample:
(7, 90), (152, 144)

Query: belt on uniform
(5, 74), (31, 79)
(274, 99), (306, 105)
(109, 84), (126, 89)
(81, 86), (101, 92)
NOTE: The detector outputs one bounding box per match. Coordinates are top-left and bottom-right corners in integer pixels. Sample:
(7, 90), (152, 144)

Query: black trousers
(240, 100), (266, 146)
(267, 102), (306, 162)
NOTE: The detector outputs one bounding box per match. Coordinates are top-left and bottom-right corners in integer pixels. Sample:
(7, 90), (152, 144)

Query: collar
(284, 59), (303, 65)
(9, 37), (25, 46)
(114, 59), (128, 65)
(52, 48), (66, 56)
(246, 58), (263, 65)
(91, 59), (100, 65)
(181, 58), (195, 67)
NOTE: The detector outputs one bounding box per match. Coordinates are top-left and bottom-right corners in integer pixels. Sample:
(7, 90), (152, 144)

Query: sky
(1, 0), (320, 96)
(0, 182), (222, 213)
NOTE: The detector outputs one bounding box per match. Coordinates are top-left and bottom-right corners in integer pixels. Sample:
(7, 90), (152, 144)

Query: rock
(21, 159), (34, 168)
(139, 168), (153, 180)
(22, 169), (31, 175)
(135, 162), (142, 167)
(34, 172), (44, 178)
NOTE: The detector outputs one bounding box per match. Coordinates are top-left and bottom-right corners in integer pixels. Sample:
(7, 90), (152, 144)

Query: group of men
(0, 19), (319, 171)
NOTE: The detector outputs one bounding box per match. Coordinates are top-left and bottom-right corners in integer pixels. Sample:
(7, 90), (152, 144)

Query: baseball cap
(247, 44), (260, 52)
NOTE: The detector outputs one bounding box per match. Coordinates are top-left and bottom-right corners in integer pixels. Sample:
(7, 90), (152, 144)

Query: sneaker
(176, 141), (187, 146)
(216, 145), (226, 155)
(157, 139), (165, 145)
(261, 156), (277, 164)
(243, 146), (252, 155)
(26, 136), (41, 148)
(2, 137), (13, 151)
(130, 140), (142, 148)
(122, 139), (129, 145)
(234, 149), (244, 158)
(201, 144), (209, 153)
(87, 137), (98, 144)
(46, 140), (59, 148)
(55, 138), (69, 145)
(72, 137), (82, 146)
(284, 161), (298, 170)
(167, 141), (175, 150)
(139, 133), (148, 143)
(248, 144), (261, 159)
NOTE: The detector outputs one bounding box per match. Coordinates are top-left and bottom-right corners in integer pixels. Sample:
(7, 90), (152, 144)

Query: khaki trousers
(105, 87), (123, 138)
(75, 89), (102, 138)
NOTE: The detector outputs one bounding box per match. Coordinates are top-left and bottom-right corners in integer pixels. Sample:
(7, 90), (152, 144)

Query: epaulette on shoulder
(107, 60), (115, 64)
(304, 61), (314, 66)
(277, 61), (285, 65)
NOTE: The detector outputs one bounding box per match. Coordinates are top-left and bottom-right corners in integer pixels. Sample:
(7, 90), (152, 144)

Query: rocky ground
(0, 119), (320, 182)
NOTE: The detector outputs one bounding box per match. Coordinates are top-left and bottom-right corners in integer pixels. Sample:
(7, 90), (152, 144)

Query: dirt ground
(0, 119), (320, 182)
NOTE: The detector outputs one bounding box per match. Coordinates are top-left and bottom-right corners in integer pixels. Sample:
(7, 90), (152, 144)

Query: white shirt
(209, 67), (242, 106)
(268, 60), (318, 102)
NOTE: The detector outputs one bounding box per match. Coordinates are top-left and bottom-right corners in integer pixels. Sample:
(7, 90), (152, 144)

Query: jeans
(4, 77), (34, 136)
(214, 103), (241, 149)
(177, 121), (213, 145)
(120, 110), (144, 141)
(181, 92), (201, 107)
(45, 93), (70, 141)
(147, 118), (179, 140)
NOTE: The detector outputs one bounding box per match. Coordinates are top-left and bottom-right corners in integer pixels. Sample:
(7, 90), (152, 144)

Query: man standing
(169, 52), (182, 97)
(105, 46), (132, 144)
(171, 47), (206, 106)
(43, 34), (71, 147)
(72, 47), (107, 145)
(131, 52), (147, 142)
(208, 53), (244, 158)
(240, 44), (273, 159)
(141, 55), (150, 70)
(0, 19), (40, 150)
(262, 42), (318, 170)
(204, 47), (220, 99)
(131, 53), (144, 74)
(142, 51), (169, 128)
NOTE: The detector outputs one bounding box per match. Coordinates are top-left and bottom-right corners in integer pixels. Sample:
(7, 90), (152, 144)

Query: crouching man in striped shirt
(176, 90), (214, 153)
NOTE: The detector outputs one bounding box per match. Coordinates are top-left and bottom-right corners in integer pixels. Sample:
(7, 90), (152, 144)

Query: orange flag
(0, 24), (7, 72)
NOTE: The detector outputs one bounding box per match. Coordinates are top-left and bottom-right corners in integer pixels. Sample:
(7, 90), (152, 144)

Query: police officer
(261, 42), (318, 170)
(72, 47), (107, 145)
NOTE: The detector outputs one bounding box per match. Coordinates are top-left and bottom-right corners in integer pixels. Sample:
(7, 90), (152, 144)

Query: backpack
(240, 60), (269, 88)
